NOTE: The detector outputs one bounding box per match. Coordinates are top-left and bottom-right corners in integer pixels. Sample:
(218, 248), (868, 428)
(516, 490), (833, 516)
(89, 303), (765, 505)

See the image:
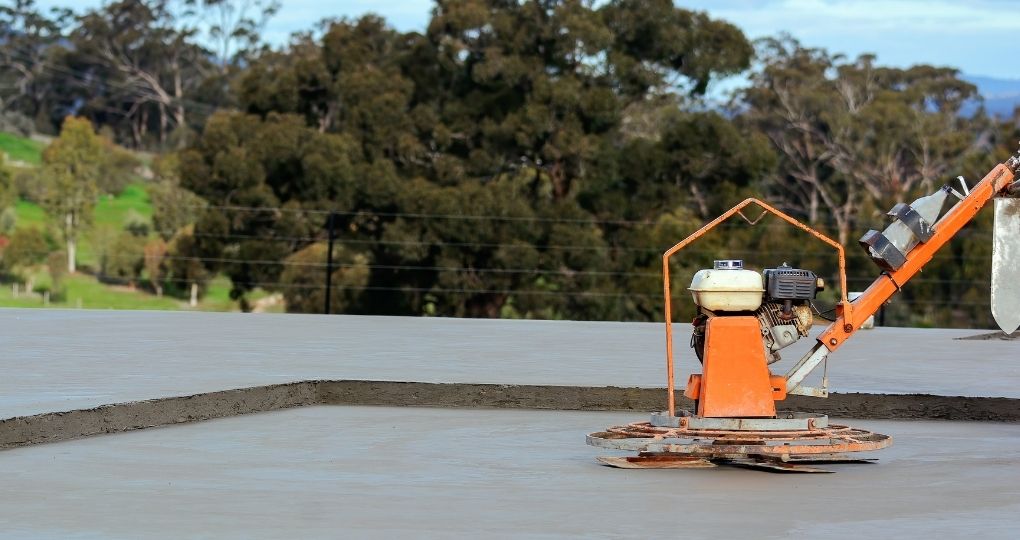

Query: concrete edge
(2, 380), (1019, 450)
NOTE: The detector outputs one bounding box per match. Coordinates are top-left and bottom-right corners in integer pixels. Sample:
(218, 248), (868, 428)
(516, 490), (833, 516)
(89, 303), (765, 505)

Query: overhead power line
(6, 246), (994, 288)
(187, 229), (996, 262)
(80, 274), (993, 307)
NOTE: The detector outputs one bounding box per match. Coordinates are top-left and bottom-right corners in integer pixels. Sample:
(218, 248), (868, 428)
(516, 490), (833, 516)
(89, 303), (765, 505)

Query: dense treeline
(2, 0), (1016, 326)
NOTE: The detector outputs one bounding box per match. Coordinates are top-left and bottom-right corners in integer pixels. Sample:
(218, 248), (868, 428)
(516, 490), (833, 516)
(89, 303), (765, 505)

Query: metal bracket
(792, 355), (833, 398)
(880, 271), (902, 292)
(887, 202), (935, 242)
(737, 208), (768, 225)
(785, 342), (830, 394)
(787, 385), (829, 398)
(957, 176), (970, 197)
(859, 230), (907, 271)
(1008, 179), (1020, 197)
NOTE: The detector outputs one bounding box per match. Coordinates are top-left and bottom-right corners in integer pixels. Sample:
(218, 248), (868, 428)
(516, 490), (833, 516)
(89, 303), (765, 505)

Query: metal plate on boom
(992, 198), (1020, 334)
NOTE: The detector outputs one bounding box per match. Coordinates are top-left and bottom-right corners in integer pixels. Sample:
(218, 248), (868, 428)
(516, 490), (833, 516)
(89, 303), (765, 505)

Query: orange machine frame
(661, 199), (850, 417)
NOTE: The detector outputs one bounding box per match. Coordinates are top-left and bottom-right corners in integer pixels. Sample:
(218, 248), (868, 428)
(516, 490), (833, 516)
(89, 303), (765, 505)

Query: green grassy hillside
(0, 132), (45, 164)
(0, 272), (279, 312)
(13, 200), (47, 228)
(96, 183), (153, 225)
(14, 182), (153, 266)
(0, 133), (279, 313)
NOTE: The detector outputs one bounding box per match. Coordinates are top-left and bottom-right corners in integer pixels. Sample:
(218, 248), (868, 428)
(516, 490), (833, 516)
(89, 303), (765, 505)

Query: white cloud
(682, 0), (1020, 77)
(694, 0), (1016, 36)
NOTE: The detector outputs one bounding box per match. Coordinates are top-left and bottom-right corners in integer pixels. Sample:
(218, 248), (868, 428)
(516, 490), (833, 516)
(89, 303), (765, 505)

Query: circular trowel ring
(587, 422), (891, 457)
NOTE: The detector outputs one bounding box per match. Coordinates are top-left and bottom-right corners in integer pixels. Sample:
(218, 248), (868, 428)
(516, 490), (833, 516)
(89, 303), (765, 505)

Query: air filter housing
(763, 264), (819, 302)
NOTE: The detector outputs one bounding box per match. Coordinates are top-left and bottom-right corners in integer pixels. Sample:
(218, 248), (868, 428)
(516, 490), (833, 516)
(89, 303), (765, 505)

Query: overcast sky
(34, 0), (1020, 79)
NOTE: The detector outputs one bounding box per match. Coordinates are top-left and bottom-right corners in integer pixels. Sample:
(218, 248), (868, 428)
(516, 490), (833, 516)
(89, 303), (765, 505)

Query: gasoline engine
(690, 260), (823, 364)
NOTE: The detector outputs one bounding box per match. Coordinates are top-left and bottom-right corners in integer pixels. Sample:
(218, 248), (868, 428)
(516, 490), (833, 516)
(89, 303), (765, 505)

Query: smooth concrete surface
(1, 308), (1017, 418)
(0, 406), (1018, 539)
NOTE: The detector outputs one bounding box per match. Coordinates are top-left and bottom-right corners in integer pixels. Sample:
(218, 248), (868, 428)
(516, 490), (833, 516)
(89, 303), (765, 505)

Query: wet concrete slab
(1, 308), (1017, 418)
(0, 406), (1018, 539)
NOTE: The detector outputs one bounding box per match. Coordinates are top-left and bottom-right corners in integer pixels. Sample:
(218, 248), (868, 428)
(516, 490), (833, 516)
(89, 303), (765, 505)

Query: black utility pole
(324, 211), (337, 315)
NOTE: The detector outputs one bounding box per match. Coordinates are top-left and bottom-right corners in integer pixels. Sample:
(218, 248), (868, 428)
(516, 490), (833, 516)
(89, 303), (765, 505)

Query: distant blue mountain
(962, 74), (1020, 118)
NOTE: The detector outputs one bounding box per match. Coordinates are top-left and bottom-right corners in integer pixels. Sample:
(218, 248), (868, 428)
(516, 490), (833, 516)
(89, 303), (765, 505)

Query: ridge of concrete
(2, 380), (1019, 451)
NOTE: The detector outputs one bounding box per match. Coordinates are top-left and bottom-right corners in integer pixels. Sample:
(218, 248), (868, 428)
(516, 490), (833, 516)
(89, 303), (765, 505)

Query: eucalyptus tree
(38, 117), (104, 272)
(178, 111), (362, 307)
(196, 1), (767, 317)
(0, 0), (72, 133)
(740, 35), (981, 245)
(70, 1), (211, 147)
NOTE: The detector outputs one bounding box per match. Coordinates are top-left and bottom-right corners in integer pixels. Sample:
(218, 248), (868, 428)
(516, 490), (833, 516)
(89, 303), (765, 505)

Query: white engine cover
(689, 268), (764, 311)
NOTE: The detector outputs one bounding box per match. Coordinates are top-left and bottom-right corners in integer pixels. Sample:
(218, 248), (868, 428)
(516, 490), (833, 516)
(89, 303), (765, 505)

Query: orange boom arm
(816, 163), (1016, 351)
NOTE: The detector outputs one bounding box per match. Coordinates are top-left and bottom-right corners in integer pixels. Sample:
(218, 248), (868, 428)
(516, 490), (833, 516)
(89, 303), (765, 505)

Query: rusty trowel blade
(992, 198), (1020, 334)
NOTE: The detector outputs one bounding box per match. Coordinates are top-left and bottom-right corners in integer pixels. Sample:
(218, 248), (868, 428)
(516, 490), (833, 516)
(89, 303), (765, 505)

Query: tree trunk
(173, 63), (186, 148)
(689, 183), (710, 219)
(139, 107), (148, 143)
(173, 103), (185, 145)
(809, 189), (819, 224)
(155, 284), (163, 298)
(484, 294), (505, 318)
(66, 237), (76, 273)
(836, 216), (851, 247)
(131, 118), (142, 148)
(190, 282), (198, 307)
(465, 293), (507, 318)
(835, 198), (855, 246)
(65, 212), (76, 273)
(159, 103), (167, 146)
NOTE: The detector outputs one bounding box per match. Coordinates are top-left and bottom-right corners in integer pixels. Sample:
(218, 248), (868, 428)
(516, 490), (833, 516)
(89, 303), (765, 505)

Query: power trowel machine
(587, 150), (1020, 473)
